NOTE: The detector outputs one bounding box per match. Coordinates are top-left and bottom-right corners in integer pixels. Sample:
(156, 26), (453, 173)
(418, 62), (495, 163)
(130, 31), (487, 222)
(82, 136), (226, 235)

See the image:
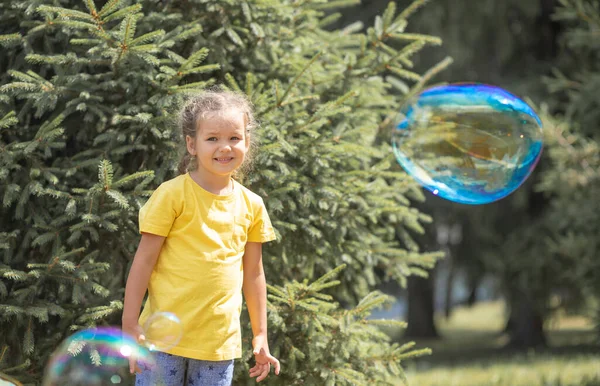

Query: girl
(122, 89), (281, 386)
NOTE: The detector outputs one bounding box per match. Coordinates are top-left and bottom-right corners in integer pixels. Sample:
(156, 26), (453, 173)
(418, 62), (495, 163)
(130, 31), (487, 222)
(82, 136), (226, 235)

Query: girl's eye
(207, 137), (217, 141)
(231, 137), (241, 141)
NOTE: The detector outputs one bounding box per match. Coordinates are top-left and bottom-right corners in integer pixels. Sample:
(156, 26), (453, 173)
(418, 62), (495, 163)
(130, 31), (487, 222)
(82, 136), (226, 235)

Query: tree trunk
(507, 295), (547, 348)
(404, 272), (439, 338)
(503, 311), (515, 333)
(466, 275), (479, 307)
(443, 249), (455, 319)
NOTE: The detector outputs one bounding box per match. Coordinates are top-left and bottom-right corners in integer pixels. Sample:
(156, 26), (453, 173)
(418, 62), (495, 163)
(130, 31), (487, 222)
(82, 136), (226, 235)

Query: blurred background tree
(536, 0), (600, 335)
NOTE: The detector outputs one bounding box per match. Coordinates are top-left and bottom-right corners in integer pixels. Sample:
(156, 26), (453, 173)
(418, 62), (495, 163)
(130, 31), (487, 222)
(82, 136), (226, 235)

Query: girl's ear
(243, 113), (251, 150)
(185, 135), (196, 155)
(244, 131), (251, 150)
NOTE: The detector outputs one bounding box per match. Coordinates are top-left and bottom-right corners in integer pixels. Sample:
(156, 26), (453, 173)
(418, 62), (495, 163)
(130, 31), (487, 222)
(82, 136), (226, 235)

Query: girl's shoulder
(156, 174), (187, 192)
(233, 180), (266, 205)
(148, 174), (187, 203)
(140, 174), (186, 218)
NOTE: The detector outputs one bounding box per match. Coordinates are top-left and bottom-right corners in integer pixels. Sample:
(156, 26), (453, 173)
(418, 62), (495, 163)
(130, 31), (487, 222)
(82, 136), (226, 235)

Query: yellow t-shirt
(137, 173), (276, 361)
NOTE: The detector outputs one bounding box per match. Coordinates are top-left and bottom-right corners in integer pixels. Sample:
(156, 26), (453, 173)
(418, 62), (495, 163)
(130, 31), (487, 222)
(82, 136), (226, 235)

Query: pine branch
(309, 264), (347, 288)
(130, 30), (165, 46)
(404, 56), (454, 102)
(36, 6), (96, 22)
(102, 4), (142, 23)
(0, 33), (22, 48)
(98, 0), (122, 18)
(310, 0), (361, 10)
(0, 111), (18, 130)
(382, 2), (397, 29)
(0, 359), (31, 374)
(277, 52), (322, 107)
(386, 66), (421, 81)
(396, 0), (431, 21)
(388, 32), (442, 45)
(97, 160), (114, 190)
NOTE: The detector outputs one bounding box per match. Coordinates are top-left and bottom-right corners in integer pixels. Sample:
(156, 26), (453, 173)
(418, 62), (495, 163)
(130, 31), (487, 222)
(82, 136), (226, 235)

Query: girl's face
(186, 109), (250, 178)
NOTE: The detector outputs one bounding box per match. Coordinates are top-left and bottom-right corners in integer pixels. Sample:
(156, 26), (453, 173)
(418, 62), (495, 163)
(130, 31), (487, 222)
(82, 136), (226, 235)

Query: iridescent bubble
(142, 312), (184, 352)
(392, 83), (543, 204)
(0, 374), (22, 386)
(42, 327), (155, 386)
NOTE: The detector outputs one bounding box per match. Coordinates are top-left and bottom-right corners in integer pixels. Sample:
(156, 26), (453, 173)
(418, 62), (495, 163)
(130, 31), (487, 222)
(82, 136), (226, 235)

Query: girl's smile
(214, 156), (234, 164)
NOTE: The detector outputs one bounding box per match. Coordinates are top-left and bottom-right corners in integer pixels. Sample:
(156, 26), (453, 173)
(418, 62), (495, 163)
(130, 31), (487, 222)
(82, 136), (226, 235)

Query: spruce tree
(0, 0), (447, 383)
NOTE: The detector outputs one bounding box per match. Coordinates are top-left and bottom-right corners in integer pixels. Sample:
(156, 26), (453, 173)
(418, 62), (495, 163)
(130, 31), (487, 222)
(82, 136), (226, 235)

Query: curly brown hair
(176, 87), (258, 180)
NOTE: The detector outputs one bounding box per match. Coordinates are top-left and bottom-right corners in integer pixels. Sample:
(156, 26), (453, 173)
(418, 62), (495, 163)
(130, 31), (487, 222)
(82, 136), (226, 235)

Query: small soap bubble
(393, 83), (543, 204)
(143, 312), (184, 352)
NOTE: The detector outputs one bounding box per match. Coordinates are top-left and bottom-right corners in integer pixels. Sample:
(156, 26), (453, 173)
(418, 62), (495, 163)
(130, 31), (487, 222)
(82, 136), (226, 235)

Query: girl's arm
(243, 242), (281, 381)
(122, 233), (165, 326)
(242, 242), (268, 338)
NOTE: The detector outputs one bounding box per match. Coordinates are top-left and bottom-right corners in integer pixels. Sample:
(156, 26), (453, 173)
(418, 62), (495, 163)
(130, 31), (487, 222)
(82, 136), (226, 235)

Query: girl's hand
(249, 335), (281, 382)
(122, 322), (145, 374)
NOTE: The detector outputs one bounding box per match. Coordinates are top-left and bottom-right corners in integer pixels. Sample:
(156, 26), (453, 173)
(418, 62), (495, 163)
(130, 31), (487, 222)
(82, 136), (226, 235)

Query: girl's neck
(188, 169), (233, 195)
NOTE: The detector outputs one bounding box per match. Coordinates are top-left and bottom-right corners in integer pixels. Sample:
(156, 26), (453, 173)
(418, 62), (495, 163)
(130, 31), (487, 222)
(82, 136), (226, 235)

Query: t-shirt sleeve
(138, 183), (181, 237)
(247, 197), (276, 243)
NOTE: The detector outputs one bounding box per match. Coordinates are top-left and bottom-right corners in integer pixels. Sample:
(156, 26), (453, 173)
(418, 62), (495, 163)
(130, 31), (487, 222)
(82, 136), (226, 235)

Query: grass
(405, 352), (600, 386)
(389, 301), (600, 386)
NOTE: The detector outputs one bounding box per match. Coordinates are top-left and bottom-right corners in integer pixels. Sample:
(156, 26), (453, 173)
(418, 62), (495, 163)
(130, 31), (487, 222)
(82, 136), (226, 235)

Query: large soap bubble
(42, 312), (183, 385)
(43, 327), (155, 386)
(392, 83), (543, 204)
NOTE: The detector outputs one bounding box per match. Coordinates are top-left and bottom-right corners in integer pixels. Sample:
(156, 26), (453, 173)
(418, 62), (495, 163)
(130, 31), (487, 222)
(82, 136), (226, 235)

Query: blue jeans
(135, 351), (234, 386)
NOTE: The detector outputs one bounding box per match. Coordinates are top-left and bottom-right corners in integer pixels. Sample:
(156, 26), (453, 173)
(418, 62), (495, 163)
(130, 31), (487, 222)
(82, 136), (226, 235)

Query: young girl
(122, 89), (281, 386)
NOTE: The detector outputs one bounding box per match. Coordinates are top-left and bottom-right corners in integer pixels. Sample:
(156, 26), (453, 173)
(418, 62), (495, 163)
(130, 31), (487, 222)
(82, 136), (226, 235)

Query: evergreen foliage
(0, 0), (446, 383)
(237, 264), (430, 385)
